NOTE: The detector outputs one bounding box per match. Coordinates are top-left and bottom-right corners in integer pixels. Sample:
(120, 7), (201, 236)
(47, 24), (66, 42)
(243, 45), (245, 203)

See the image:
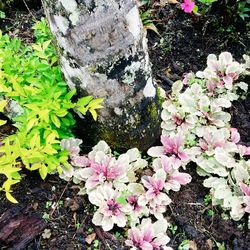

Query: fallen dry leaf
(157, 0), (178, 7)
(64, 198), (79, 211)
(188, 240), (198, 250)
(32, 202), (39, 210)
(42, 229), (51, 239)
(85, 233), (96, 245)
(206, 239), (213, 249)
(167, 0), (179, 4)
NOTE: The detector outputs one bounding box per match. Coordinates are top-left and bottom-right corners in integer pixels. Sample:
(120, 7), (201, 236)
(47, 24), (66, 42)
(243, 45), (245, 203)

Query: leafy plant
(182, 0), (249, 24)
(140, 0), (151, 5)
(156, 52), (250, 222)
(236, 0), (250, 20)
(0, 0), (14, 10)
(0, 11), (5, 19)
(207, 209), (214, 217)
(0, 19), (103, 202)
(140, 9), (160, 35)
(203, 194), (212, 206)
(57, 52), (249, 249)
(194, 0), (218, 15)
(178, 239), (190, 250)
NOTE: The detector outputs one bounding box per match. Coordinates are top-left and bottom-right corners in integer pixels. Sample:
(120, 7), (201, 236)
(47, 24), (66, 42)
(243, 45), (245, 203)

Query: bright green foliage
(0, 0), (14, 10)
(0, 11), (5, 19)
(0, 99), (7, 125)
(0, 18), (103, 202)
(193, 0), (218, 16)
(140, 0), (151, 5)
(237, 0), (250, 20)
(195, 0), (250, 22)
(140, 10), (160, 36)
(198, 0), (218, 4)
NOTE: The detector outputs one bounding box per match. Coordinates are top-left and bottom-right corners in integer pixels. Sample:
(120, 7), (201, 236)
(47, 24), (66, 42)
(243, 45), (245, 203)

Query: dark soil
(0, 173), (125, 250)
(0, 2), (250, 250)
(148, 3), (250, 144)
(169, 169), (250, 249)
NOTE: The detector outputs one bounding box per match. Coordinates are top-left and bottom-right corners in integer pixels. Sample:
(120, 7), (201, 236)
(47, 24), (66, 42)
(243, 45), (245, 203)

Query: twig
(50, 182), (69, 217)
(72, 216), (88, 239)
(22, 0), (36, 20)
(94, 226), (112, 249)
(186, 202), (205, 207)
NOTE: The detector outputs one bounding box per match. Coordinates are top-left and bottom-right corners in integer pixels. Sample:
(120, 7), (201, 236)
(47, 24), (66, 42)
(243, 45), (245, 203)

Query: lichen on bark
(42, 0), (161, 150)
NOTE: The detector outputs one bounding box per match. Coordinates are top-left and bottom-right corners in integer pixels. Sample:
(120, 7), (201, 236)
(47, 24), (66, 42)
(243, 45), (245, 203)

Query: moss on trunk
(42, 0), (161, 150)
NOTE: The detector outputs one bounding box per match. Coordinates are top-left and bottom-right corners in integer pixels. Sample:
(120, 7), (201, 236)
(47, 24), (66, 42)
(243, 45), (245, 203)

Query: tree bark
(0, 205), (46, 249)
(42, 0), (161, 150)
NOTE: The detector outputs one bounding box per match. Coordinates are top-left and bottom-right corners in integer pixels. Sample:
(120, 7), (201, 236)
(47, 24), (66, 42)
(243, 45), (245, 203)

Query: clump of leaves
(140, 9), (160, 35)
(181, 0), (249, 24)
(0, 19), (103, 202)
(0, 0), (14, 10)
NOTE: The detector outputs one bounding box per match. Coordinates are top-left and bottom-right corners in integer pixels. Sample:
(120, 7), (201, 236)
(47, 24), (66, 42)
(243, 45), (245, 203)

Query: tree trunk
(41, 0), (161, 151)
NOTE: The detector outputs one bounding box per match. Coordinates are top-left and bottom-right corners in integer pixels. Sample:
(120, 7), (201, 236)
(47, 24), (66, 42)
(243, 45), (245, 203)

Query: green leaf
(25, 104), (40, 112)
(0, 99), (7, 112)
(50, 114), (61, 128)
(30, 163), (43, 171)
(116, 197), (128, 205)
(89, 109), (97, 121)
(38, 63), (50, 72)
(39, 109), (50, 122)
(46, 131), (58, 144)
(54, 109), (67, 117)
(42, 145), (57, 154)
(193, 5), (199, 14)
(64, 89), (76, 100)
(0, 119), (7, 126)
(39, 164), (48, 180)
(42, 40), (51, 50)
(87, 98), (104, 109)
(6, 192), (18, 203)
(32, 43), (43, 52)
(77, 96), (93, 106)
(2, 179), (20, 191)
(27, 117), (37, 131)
(30, 132), (40, 149)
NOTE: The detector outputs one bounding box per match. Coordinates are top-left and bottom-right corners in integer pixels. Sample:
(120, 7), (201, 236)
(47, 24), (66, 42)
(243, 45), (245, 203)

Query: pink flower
(125, 219), (172, 250)
(207, 81), (216, 92)
(103, 198), (123, 216)
(141, 175), (165, 201)
(182, 72), (194, 85)
(172, 114), (183, 126)
(161, 134), (189, 161)
(181, 0), (195, 13)
(89, 184), (129, 231)
(74, 151), (126, 190)
(127, 194), (150, 225)
(139, 170), (171, 212)
(166, 172), (192, 191)
(230, 128), (240, 143)
(237, 145), (250, 157)
(199, 130), (226, 152)
(240, 182), (250, 196)
(87, 156), (124, 188)
(126, 227), (153, 249)
(60, 138), (82, 155)
(159, 156), (192, 191)
(70, 155), (89, 167)
(148, 200), (168, 219)
(239, 182), (250, 214)
(127, 195), (141, 212)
